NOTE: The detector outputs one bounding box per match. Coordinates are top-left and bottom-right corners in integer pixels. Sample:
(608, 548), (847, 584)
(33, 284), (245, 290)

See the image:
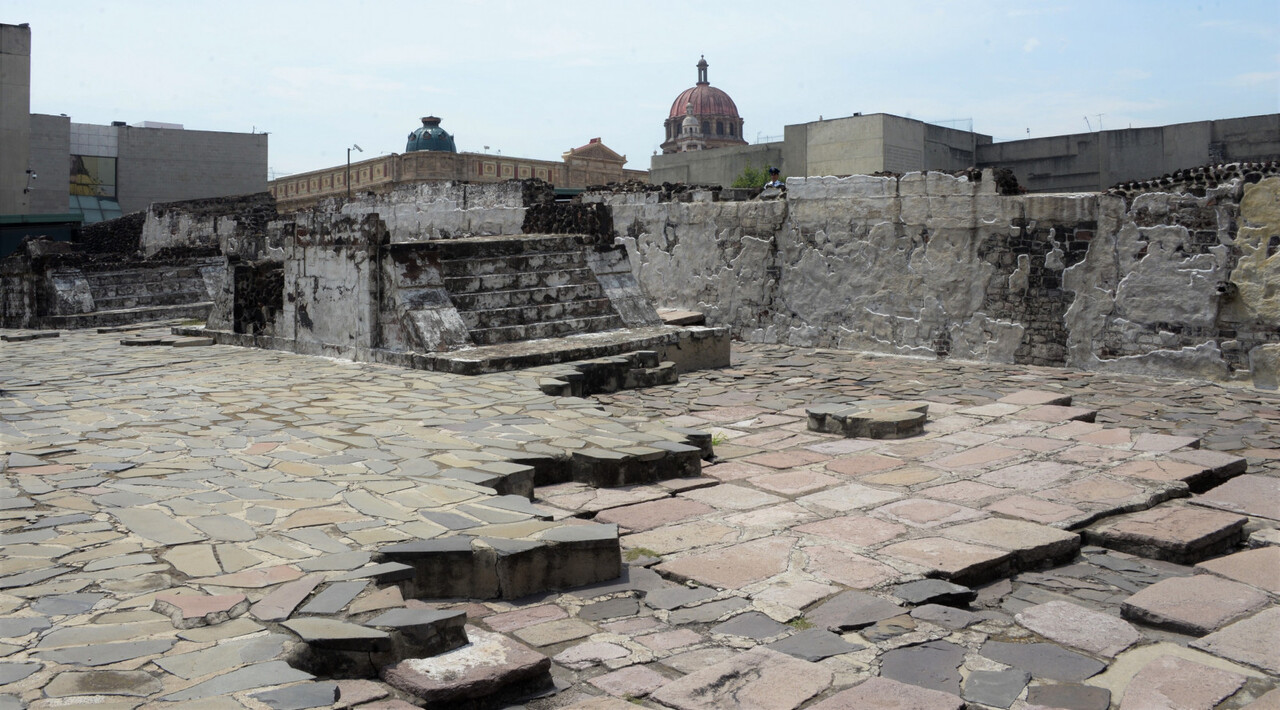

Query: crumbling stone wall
(79, 212), (145, 254)
(327, 181), (530, 243)
(141, 192), (278, 258)
(592, 165), (1280, 382)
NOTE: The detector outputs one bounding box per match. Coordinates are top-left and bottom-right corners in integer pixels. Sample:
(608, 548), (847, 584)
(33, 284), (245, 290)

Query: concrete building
(652, 108), (1280, 192)
(975, 115), (1280, 193)
(1, 23), (267, 230)
(652, 112), (988, 186)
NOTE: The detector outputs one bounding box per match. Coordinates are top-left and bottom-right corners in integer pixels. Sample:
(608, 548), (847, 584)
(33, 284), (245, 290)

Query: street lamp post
(347, 144), (363, 198)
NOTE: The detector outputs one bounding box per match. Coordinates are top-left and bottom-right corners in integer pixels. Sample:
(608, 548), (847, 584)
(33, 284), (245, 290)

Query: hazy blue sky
(10, 1), (1279, 179)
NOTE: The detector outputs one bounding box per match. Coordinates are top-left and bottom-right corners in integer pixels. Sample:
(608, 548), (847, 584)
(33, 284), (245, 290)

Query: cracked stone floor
(2, 326), (1279, 709)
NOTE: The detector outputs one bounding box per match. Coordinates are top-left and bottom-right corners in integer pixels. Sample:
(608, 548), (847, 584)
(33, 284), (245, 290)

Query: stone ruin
(2, 164), (1280, 706)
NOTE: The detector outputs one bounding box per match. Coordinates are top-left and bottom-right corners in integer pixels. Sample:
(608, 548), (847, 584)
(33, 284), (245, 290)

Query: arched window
(717, 122), (724, 135)
(702, 121), (710, 135)
(729, 124), (735, 137)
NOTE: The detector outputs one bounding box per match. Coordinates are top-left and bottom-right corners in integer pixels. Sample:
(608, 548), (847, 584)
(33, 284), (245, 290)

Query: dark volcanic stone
(766, 628), (864, 662)
(979, 640), (1105, 682)
(963, 669), (1030, 708)
(892, 579), (977, 607)
(1025, 683), (1110, 710)
(878, 641), (966, 694)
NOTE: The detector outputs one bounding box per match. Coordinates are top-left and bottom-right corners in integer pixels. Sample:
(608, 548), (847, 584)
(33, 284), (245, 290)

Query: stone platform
(2, 330), (1279, 709)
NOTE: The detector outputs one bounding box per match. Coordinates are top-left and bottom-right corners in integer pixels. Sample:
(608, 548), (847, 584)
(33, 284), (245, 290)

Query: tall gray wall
(0, 24), (31, 215)
(28, 113), (69, 214)
(117, 126), (268, 214)
(976, 115), (1280, 193)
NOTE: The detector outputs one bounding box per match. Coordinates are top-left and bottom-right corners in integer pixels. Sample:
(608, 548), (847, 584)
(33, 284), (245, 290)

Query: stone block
(1085, 506), (1247, 564)
(381, 629), (552, 705)
(1118, 655), (1246, 710)
(942, 518), (1080, 570)
(880, 537), (1015, 586)
(1192, 474), (1280, 521)
(1122, 576), (1269, 636)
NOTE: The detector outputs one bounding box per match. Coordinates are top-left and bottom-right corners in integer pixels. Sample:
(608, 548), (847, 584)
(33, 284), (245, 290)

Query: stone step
(444, 267), (599, 295)
(469, 314), (627, 345)
(449, 282), (606, 311)
(39, 302), (213, 330)
(94, 291), (210, 310)
(420, 324), (730, 376)
(83, 267), (206, 285)
(433, 234), (600, 260)
(460, 298), (618, 331)
(439, 250), (588, 278)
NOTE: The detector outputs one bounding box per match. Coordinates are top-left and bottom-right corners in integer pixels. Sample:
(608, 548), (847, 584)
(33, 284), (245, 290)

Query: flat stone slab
(766, 627), (863, 662)
(980, 640), (1106, 682)
(997, 389), (1072, 406)
(649, 647), (832, 710)
(1025, 683), (1110, 709)
(1016, 600), (1140, 658)
(381, 629), (551, 704)
(1191, 474), (1280, 521)
(879, 640), (967, 694)
(962, 668), (1029, 708)
(1190, 607), (1280, 675)
(809, 677), (964, 710)
(1119, 655), (1246, 710)
(655, 537), (793, 590)
(1195, 546), (1280, 594)
(1121, 575), (1270, 635)
(1085, 506), (1247, 564)
(808, 590), (904, 631)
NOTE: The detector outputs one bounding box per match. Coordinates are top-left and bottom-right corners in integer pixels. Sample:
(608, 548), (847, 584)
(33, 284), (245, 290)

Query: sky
(10, 1), (1279, 180)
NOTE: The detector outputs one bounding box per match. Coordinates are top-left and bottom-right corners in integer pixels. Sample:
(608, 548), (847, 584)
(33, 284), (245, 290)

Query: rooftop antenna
(1083, 116), (1092, 132)
(1095, 113), (1105, 131)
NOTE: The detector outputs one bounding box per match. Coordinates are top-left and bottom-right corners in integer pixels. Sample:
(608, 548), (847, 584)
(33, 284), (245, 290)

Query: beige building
(270, 116), (645, 210)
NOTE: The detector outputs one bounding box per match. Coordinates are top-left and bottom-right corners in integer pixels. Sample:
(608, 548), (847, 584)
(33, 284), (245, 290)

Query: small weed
(710, 432), (727, 446)
(787, 618), (813, 630)
(623, 547), (660, 562)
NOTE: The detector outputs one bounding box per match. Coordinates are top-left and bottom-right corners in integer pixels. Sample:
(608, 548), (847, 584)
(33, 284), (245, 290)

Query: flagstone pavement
(2, 325), (1279, 709)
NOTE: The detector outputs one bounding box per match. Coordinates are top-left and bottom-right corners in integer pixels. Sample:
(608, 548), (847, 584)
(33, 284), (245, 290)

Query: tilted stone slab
(381, 628), (552, 705)
(1190, 607), (1280, 675)
(153, 592), (249, 629)
(979, 640), (1105, 682)
(1121, 575), (1270, 636)
(282, 617), (392, 678)
(1084, 505), (1247, 564)
(940, 518), (1080, 570)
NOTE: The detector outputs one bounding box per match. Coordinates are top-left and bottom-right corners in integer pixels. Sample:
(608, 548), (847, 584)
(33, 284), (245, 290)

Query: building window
(729, 124), (735, 136)
(717, 122), (724, 135)
(70, 155), (116, 198)
(701, 121), (710, 135)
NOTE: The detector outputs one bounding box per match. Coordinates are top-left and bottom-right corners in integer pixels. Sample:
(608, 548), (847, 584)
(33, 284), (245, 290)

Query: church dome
(667, 57), (740, 120)
(661, 57), (746, 154)
(406, 116), (457, 153)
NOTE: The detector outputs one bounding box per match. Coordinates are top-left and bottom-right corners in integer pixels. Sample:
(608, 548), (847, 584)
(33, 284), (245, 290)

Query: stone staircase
(83, 264), (213, 311)
(39, 259), (220, 329)
(436, 235), (625, 345)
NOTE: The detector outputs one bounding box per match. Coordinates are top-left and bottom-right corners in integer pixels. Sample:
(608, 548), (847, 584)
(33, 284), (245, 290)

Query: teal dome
(406, 116), (457, 153)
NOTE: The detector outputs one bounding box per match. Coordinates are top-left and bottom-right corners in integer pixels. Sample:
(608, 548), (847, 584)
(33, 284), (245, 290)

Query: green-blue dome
(406, 116), (457, 153)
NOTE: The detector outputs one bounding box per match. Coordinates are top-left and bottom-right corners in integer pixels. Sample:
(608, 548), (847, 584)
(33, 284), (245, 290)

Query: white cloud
(1023, 38), (1041, 53)
(1229, 71), (1280, 88)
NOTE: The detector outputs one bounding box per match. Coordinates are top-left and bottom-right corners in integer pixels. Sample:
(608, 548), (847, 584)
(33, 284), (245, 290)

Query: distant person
(765, 167), (784, 188)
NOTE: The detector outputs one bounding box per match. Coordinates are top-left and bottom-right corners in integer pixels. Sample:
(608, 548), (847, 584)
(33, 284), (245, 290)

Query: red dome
(668, 84), (740, 119)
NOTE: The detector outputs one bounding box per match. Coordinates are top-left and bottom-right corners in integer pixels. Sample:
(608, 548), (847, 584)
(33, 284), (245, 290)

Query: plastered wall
(594, 170), (1280, 383)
